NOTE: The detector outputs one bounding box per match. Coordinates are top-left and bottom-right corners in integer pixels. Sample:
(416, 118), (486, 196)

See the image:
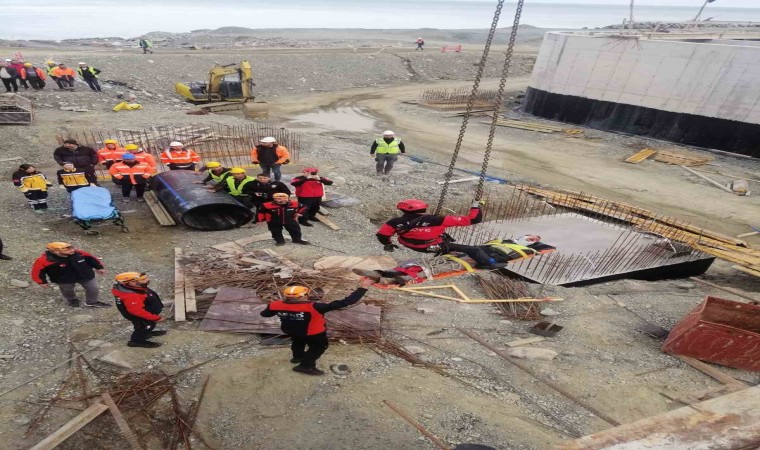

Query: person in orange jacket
(97, 139), (125, 168)
(109, 153), (155, 202)
(124, 144), (157, 169)
(51, 63), (76, 90)
(160, 141), (200, 170)
(250, 136), (289, 181)
(112, 272), (166, 348)
(20, 63), (46, 90)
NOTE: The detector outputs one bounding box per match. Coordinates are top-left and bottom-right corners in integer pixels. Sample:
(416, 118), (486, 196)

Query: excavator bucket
(242, 101), (269, 118)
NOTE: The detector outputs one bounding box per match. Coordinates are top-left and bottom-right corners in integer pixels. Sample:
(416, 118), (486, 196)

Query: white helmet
(382, 130), (395, 136)
(260, 137), (276, 143)
(169, 141), (183, 147)
(78, 62), (87, 65)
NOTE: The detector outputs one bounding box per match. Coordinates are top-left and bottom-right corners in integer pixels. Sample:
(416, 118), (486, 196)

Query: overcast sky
(505, 0), (755, 6)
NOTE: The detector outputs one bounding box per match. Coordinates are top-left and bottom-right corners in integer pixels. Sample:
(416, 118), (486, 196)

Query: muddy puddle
(290, 106), (377, 133)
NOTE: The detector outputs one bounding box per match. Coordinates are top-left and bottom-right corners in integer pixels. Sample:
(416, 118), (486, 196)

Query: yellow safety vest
(19, 173), (49, 191)
(77, 67), (98, 78)
(60, 171), (89, 187)
(484, 240), (538, 259)
(46, 65), (58, 76)
(375, 138), (401, 154)
(226, 176), (254, 196)
(208, 169), (230, 183)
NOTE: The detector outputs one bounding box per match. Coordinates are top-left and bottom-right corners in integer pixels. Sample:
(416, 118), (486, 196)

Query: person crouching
(260, 278), (373, 375)
(257, 192), (311, 246)
(112, 272), (166, 348)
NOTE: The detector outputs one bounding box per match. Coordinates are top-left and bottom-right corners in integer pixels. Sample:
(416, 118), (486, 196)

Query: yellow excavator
(175, 60), (268, 117)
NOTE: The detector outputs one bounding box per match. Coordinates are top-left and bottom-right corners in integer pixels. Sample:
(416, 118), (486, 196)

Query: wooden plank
(315, 213), (340, 231)
(184, 278), (197, 314)
(688, 277), (760, 304)
(238, 257), (278, 268)
(101, 393), (142, 450)
(30, 403), (109, 450)
(732, 264), (760, 278)
(460, 297), (564, 304)
(676, 355), (746, 387)
(736, 231), (760, 238)
(506, 337), (546, 347)
(436, 176), (479, 185)
(624, 148), (657, 163)
(555, 385), (760, 450)
(174, 248), (186, 322)
(143, 191), (175, 226)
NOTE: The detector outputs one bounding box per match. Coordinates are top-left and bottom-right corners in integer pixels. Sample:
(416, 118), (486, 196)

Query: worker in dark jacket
(251, 173), (291, 217)
(376, 198), (506, 269)
(250, 136), (290, 181)
(53, 139), (99, 181)
(31, 242), (109, 307)
(257, 192), (310, 246)
(77, 62), (101, 92)
(290, 167), (332, 227)
(112, 272), (165, 348)
(261, 278), (373, 375)
(57, 162), (97, 193)
(0, 63), (19, 92)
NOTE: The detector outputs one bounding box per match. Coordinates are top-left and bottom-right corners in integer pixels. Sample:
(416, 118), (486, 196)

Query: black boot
(0, 254), (11, 260)
(127, 341), (161, 348)
(293, 365), (325, 376)
(150, 330), (167, 336)
(299, 220), (313, 227)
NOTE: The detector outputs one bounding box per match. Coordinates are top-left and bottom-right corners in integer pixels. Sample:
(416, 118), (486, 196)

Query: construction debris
(654, 149), (713, 167)
(421, 88), (499, 109)
(623, 148), (657, 163)
(490, 118), (583, 135)
(0, 94), (34, 125)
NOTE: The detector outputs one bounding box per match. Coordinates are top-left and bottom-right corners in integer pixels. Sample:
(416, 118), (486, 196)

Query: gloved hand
(471, 199), (486, 208)
(383, 244), (399, 252)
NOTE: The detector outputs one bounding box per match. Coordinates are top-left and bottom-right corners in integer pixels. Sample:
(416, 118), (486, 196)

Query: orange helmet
(46, 242), (72, 251)
(272, 193), (289, 200)
(282, 285), (310, 298)
(115, 272), (149, 283)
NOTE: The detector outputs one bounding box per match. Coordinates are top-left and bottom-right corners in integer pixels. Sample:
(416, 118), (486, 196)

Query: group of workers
(0, 59), (103, 92)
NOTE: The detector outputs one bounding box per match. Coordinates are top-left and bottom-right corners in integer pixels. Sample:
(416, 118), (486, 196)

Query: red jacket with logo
(260, 288), (368, 337)
(257, 200), (306, 225)
(31, 250), (103, 284)
(290, 175), (333, 198)
(376, 207), (482, 250)
(112, 283), (163, 321)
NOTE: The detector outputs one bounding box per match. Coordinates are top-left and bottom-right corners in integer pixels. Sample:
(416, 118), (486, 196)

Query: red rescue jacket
(290, 175), (333, 198)
(376, 207), (482, 250)
(257, 200), (306, 225)
(112, 283), (163, 321)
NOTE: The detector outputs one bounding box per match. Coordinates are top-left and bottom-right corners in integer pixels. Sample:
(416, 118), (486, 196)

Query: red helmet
(303, 167), (318, 173)
(397, 199), (428, 212)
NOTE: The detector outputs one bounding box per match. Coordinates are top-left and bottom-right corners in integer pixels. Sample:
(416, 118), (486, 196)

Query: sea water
(3, 0), (760, 40)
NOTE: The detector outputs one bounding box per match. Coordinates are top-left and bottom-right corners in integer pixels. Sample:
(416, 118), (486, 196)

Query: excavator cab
(175, 60), (268, 117)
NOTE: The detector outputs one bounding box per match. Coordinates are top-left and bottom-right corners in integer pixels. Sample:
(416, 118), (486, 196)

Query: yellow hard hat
(24, 63), (32, 67)
(103, 139), (118, 145)
(46, 242), (72, 251)
(272, 192), (289, 200)
(206, 161), (222, 168)
(124, 144), (139, 151)
(282, 285), (310, 298)
(229, 167), (246, 174)
(115, 272), (149, 283)
(46, 60), (55, 65)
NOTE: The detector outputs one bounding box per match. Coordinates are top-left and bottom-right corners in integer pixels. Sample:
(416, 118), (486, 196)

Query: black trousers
(0, 237), (4, 255)
(121, 183), (146, 198)
(267, 221), (301, 244)
(28, 77), (44, 90)
(291, 332), (329, 368)
(418, 242), (494, 266)
(128, 316), (155, 342)
(84, 78), (101, 92)
(298, 197), (321, 221)
(2, 78), (18, 92)
(23, 190), (48, 210)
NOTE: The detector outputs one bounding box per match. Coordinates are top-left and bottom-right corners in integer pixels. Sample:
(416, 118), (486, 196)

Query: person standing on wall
(250, 136), (290, 182)
(290, 167), (333, 227)
(370, 130), (405, 176)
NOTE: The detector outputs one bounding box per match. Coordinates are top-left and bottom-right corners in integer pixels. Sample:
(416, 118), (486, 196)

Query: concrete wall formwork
(523, 32), (760, 157)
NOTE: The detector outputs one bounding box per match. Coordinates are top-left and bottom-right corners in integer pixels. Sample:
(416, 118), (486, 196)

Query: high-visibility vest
(109, 162), (153, 185)
(484, 240), (538, 259)
(97, 147), (125, 163)
(375, 138), (401, 154)
(77, 67), (98, 78)
(46, 65), (58, 76)
(131, 152), (156, 168)
(161, 149), (199, 165)
(60, 171), (89, 187)
(208, 168), (230, 183)
(226, 176), (255, 196)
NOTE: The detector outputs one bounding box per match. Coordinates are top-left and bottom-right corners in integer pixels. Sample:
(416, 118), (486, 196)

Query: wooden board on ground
(675, 355), (746, 387)
(143, 191), (175, 226)
(101, 393), (142, 450)
(624, 148), (657, 163)
(174, 248), (186, 322)
(211, 233), (280, 253)
(506, 337), (546, 347)
(395, 284), (563, 304)
(555, 385), (760, 450)
(315, 212), (340, 230)
(30, 403), (109, 450)
(655, 149), (713, 166)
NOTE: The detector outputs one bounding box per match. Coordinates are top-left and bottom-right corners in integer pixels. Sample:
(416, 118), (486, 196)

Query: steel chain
(434, 0), (505, 215)
(478, 0), (525, 200)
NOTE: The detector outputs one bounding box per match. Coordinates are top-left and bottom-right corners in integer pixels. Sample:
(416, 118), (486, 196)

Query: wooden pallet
(490, 119), (584, 135)
(143, 191), (175, 226)
(654, 150), (713, 167)
(624, 148), (657, 163)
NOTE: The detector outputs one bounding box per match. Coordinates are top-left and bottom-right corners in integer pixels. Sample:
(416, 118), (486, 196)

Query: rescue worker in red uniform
(112, 272), (166, 348)
(31, 242), (109, 307)
(290, 167), (333, 227)
(160, 141), (200, 171)
(258, 193), (311, 246)
(108, 153), (155, 202)
(376, 199), (507, 269)
(260, 278), (373, 375)
(97, 139), (125, 168)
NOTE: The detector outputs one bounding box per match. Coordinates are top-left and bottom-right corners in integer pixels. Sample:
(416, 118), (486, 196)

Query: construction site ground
(1, 38), (759, 450)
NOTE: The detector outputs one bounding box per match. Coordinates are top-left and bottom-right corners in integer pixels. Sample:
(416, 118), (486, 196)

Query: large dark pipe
(150, 170), (254, 231)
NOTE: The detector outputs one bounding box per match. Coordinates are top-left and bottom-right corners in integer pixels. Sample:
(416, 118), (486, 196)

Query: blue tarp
(71, 186), (118, 221)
